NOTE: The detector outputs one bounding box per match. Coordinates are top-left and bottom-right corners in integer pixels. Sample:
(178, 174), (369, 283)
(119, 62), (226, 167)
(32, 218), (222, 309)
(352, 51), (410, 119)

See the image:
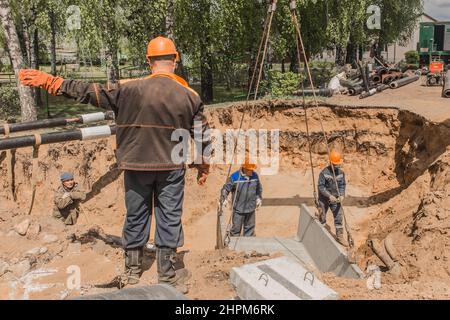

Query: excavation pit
(1, 100), (450, 299)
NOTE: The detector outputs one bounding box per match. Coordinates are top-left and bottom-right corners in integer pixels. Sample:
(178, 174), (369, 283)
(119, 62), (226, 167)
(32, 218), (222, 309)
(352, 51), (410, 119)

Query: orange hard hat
(146, 36), (180, 61)
(242, 157), (257, 171)
(330, 150), (343, 165)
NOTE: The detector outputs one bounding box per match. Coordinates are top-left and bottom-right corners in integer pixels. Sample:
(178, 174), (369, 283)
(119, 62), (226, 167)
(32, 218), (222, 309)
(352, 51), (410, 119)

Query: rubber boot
(156, 247), (189, 294)
(336, 228), (346, 246)
(121, 248), (143, 287)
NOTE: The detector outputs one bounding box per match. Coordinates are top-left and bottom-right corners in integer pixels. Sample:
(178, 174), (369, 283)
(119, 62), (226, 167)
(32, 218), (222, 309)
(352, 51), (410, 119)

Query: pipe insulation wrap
(81, 112), (106, 124)
(443, 70), (450, 98)
(81, 126), (112, 140)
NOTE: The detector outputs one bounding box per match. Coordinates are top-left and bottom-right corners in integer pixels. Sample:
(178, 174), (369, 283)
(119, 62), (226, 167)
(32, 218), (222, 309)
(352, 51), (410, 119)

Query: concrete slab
(230, 256), (339, 300)
(296, 204), (364, 279)
(228, 236), (316, 270)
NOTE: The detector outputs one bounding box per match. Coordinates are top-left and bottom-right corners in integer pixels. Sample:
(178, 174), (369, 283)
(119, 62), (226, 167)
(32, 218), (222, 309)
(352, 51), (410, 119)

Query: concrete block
(296, 204), (364, 279)
(74, 284), (187, 300)
(228, 237), (316, 269)
(230, 256), (338, 300)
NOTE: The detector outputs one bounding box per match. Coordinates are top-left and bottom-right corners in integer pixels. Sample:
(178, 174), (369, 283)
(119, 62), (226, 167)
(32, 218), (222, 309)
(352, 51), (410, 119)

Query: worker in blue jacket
(220, 159), (263, 237)
(318, 150), (347, 245)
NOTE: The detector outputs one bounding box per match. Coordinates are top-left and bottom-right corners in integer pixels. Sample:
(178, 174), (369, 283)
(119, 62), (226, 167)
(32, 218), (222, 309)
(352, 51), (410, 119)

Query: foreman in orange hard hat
(329, 150), (343, 165)
(146, 36), (180, 62)
(242, 157), (257, 171)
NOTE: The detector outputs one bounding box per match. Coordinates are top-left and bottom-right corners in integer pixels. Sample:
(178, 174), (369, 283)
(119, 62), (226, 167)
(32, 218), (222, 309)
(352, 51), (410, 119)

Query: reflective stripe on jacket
(221, 170), (262, 214)
(318, 165), (346, 199)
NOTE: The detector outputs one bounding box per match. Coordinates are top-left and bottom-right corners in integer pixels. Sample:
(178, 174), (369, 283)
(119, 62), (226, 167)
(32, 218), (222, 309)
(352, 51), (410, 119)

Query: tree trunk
(165, 0), (174, 40)
(289, 47), (299, 73)
(0, 0), (37, 121)
(200, 42), (213, 103)
(105, 43), (119, 83)
(33, 26), (42, 107)
(199, 1), (213, 103)
(345, 39), (357, 65)
(49, 9), (57, 76)
(335, 45), (346, 66)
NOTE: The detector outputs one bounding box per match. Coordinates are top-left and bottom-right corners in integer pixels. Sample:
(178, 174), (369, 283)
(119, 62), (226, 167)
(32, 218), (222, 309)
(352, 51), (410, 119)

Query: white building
(384, 13), (437, 63)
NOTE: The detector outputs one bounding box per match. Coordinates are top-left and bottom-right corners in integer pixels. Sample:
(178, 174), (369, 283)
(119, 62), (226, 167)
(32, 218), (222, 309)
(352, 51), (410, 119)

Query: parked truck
(419, 22), (450, 66)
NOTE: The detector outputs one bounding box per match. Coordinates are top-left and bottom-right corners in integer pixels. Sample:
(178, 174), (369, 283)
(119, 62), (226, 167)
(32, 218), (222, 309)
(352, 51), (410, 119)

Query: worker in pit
(19, 36), (212, 293)
(53, 172), (86, 225)
(317, 150), (347, 245)
(220, 158), (263, 237)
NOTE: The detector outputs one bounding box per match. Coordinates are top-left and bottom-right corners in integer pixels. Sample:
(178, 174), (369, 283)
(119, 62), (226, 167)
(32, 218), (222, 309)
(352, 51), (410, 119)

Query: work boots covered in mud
(156, 247), (190, 294)
(336, 228), (346, 246)
(120, 247), (143, 288)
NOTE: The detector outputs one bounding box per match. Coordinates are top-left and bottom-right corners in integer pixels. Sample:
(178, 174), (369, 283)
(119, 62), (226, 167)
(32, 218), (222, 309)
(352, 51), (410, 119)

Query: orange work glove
(189, 163), (210, 186)
(19, 69), (64, 96)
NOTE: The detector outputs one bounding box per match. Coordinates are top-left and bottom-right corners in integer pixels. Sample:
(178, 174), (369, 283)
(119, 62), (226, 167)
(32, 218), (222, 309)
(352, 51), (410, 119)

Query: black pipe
(359, 84), (390, 99)
(348, 85), (364, 96)
(390, 75), (420, 89)
(443, 70), (450, 98)
(357, 62), (370, 93)
(376, 84), (390, 92)
(0, 125), (117, 151)
(0, 111), (115, 135)
(293, 88), (334, 97)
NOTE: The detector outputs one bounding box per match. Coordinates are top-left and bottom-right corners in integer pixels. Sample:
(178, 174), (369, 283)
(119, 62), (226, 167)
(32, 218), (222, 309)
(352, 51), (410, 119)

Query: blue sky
(424, 0), (450, 21)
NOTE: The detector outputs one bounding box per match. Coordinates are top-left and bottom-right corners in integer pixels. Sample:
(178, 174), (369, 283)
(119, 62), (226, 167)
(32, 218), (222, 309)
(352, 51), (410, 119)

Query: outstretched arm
(19, 69), (120, 112)
(318, 171), (332, 199)
(54, 192), (73, 210)
(220, 177), (234, 203)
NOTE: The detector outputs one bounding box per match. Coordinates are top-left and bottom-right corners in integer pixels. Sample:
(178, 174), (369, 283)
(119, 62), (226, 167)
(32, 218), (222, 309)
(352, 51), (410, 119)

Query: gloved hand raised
(71, 191), (86, 201)
(329, 195), (338, 204)
(19, 69), (64, 96)
(256, 198), (262, 209)
(221, 198), (229, 208)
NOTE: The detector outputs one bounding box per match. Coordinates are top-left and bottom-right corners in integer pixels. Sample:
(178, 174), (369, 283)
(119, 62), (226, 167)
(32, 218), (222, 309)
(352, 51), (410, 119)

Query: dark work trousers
(318, 195), (343, 231)
(230, 211), (256, 237)
(122, 169), (185, 250)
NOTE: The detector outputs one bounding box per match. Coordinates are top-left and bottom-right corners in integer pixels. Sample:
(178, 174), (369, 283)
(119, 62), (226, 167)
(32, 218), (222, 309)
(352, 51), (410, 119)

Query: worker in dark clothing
(53, 172), (86, 225)
(220, 159), (263, 237)
(318, 150), (346, 245)
(19, 37), (212, 293)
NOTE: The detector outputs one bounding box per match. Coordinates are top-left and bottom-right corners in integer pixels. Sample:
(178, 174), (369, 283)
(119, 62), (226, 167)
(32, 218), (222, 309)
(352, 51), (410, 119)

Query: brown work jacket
(53, 184), (86, 225)
(59, 72), (211, 171)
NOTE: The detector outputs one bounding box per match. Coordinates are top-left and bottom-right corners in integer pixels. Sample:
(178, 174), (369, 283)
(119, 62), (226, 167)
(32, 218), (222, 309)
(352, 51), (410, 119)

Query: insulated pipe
(0, 111), (115, 135)
(443, 70), (450, 98)
(376, 84), (390, 92)
(390, 75), (420, 89)
(340, 79), (363, 88)
(382, 75), (394, 84)
(368, 239), (401, 276)
(383, 235), (399, 262)
(371, 75), (381, 83)
(359, 88), (377, 99)
(367, 239), (396, 269)
(0, 125), (116, 151)
(348, 85), (364, 96)
(360, 84), (390, 99)
(293, 88), (334, 97)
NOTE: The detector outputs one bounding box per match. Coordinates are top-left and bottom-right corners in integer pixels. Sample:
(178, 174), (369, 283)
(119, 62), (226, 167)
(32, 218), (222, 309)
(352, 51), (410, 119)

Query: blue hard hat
(60, 172), (74, 182)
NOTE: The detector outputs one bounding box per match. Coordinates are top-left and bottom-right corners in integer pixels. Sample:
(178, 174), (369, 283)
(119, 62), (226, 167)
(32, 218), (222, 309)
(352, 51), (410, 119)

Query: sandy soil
(327, 78), (450, 123)
(1, 98), (450, 300)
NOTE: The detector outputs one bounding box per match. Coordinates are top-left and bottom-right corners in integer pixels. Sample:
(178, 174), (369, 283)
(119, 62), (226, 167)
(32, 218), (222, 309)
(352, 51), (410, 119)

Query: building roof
(423, 13), (437, 22)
